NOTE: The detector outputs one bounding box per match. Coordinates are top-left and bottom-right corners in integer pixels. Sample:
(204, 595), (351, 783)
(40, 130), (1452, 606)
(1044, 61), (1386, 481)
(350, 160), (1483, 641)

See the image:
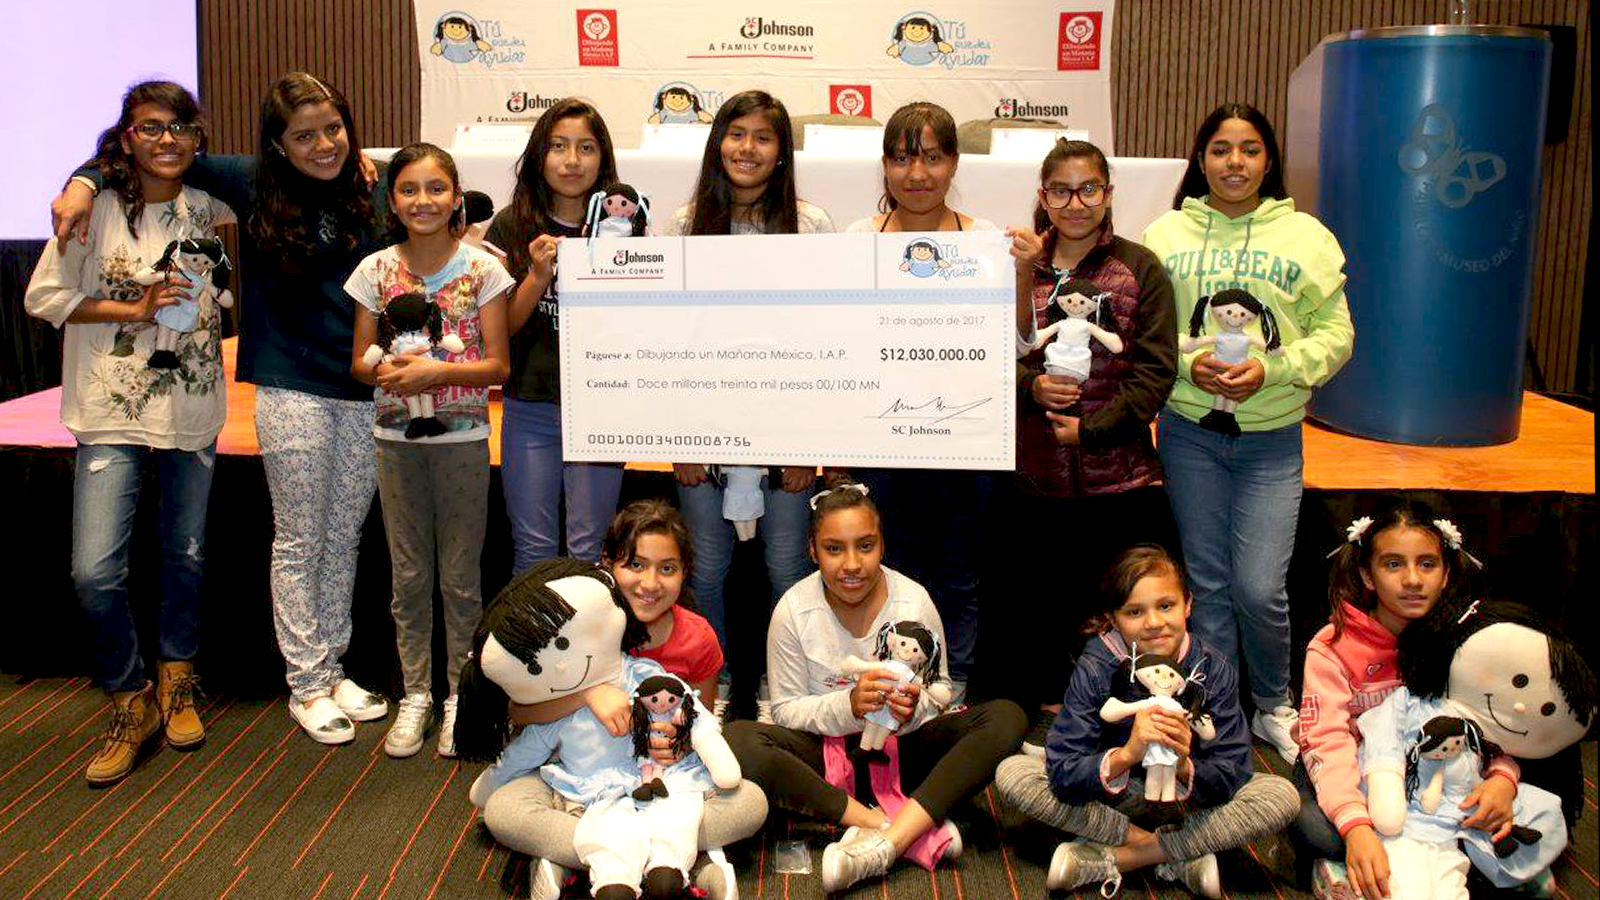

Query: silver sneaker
(332, 678), (389, 722)
(821, 827), (896, 892)
(384, 693), (432, 758)
(529, 857), (569, 900)
(1156, 853), (1221, 899)
(437, 694), (459, 758)
(1047, 839), (1122, 896)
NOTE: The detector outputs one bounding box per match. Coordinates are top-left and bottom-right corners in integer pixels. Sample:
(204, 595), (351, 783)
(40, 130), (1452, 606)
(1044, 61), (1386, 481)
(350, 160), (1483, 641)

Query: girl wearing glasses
(51, 72), (393, 745)
(25, 81), (233, 786)
(1140, 103), (1352, 766)
(842, 101), (998, 708)
(1008, 139), (1180, 757)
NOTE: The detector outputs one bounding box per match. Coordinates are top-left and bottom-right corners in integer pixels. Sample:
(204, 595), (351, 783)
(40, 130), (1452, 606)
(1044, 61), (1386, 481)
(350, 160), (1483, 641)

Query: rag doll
(360, 292), (466, 439)
(455, 558), (742, 900)
(133, 235), (234, 370)
(1357, 600), (1599, 900)
(1030, 275), (1123, 415)
(1099, 648), (1216, 802)
(841, 620), (952, 751)
(584, 183), (651, 239)
(1178, 288), (1281, 436)
(630, 674), (697, 801)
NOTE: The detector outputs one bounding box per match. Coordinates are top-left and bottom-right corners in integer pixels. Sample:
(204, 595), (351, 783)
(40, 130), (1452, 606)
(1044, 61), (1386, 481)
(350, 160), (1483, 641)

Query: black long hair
(503, 98), (619, 278)
(630, 674), (696, 760)
(88, 81), (207, 237)
(1172, 103), (1287, 209)
(1397, 600), (1597, 733)
(687, 90), (799, 236)
(1186, 288), (1282, 351)
(249, 73), (375, 271)
(454, 558), (649, 763)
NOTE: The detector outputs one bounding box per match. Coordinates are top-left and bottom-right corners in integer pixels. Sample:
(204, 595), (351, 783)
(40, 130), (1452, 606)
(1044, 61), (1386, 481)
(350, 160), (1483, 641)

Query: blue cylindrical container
(1306, 25), (1551, 446)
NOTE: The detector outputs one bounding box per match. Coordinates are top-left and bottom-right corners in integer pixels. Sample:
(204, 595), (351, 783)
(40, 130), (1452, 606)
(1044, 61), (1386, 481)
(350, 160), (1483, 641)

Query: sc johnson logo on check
(583, 248), (668, 280)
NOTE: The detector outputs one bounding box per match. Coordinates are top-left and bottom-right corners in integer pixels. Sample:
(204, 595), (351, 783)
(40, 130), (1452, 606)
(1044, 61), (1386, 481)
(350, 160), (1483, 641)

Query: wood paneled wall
(198, 0), (1591, 394)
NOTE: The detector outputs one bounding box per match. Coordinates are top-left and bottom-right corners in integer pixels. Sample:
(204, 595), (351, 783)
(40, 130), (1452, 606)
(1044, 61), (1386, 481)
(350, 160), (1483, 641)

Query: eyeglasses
(1041, 182), (1110, 209)
(126, 120), (202, 143)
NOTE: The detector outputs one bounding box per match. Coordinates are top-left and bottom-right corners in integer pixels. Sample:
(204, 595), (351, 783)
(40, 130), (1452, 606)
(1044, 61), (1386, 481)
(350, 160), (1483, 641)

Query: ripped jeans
(72, 442), (216, 693)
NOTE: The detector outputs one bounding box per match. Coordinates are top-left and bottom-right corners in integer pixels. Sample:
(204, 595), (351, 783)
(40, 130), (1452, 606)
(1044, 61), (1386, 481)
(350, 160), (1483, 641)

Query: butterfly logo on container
(1397, 103), (1505, 209)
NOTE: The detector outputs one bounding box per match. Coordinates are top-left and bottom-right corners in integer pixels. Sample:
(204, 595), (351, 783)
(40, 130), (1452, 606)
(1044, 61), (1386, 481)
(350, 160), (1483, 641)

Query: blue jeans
(72, 442), (216, 693)
(856, 468), (994, 682)
(1157, 411), (1301, 711)
(501, 398), (625, 572)
(676, 470), (814, 650)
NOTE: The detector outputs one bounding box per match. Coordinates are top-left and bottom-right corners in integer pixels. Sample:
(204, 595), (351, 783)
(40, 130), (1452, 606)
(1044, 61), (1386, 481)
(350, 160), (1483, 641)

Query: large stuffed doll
(455, 558), (742, 900)
(1357, 600), (1597, 900)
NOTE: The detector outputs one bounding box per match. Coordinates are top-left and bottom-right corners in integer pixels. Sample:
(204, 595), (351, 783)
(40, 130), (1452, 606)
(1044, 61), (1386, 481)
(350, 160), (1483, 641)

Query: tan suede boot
(157, 660), (205, 750)
(84, 682), (161, 787)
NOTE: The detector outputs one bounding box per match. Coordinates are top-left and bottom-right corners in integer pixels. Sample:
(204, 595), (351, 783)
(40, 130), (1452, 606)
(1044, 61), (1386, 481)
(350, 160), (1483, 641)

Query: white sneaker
(1251, 705), (1300, 764)
(1157, 853), (1222, 899)
(821, 827), (896, 893)
(529, 857), (569, 900)
(289, 695), (355, 745)
(1047, 839), (1122, 896)
(332, 678), (389, 722)
(940, 819), (963, 861)
(694, 848), (738, 900)
(437, 694), (459, 758)
(385, 693), (432, 758)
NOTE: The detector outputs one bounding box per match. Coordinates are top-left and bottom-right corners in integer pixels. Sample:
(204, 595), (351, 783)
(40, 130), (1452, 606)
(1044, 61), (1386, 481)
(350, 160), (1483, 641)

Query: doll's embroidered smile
(550, 655), (594, 693)
(1482, 694), (1530, 735)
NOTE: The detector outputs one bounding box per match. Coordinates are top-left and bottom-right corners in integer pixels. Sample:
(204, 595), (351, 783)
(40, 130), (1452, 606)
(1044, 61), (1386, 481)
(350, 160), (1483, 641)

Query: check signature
(873, 396), (992, 424)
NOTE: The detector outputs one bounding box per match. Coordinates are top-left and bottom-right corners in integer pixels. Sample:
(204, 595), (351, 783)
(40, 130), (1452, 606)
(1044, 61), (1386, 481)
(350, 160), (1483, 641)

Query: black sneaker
(1021, 707), (1057, 758)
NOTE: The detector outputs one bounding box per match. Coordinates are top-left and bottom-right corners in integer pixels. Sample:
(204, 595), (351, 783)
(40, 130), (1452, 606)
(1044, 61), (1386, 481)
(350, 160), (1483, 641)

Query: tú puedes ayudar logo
(429, 10), (526, 67)
(886, 10), (990, 69)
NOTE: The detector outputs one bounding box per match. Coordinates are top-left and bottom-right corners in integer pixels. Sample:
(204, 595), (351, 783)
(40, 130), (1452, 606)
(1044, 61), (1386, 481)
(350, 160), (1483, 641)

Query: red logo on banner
(829, 85), (872, 118)
(1057, 12), (1102, 71)
(577, 9), (619, 66)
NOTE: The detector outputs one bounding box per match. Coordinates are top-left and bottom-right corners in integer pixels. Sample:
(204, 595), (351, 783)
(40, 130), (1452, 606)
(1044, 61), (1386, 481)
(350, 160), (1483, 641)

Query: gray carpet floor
(0, 678), (1593, 900)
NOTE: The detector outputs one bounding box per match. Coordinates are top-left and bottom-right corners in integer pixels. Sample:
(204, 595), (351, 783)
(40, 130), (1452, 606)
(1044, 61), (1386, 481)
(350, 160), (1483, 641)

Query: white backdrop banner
(413, 1), (1116, 151)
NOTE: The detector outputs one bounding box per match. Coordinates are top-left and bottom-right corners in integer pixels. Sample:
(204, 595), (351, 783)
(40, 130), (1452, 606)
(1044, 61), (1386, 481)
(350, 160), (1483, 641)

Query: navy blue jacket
(1045, 631), (1253, 809)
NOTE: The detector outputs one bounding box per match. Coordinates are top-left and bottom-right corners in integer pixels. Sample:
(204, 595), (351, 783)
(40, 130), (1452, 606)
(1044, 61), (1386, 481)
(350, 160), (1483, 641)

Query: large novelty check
(558, 232), (1015, 470)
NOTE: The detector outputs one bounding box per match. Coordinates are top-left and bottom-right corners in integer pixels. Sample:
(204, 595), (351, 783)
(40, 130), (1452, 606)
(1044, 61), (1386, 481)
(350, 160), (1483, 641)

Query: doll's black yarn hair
(374, 293), (444, 352)
(872, 620), (943, 686)
(1044, 275), (1116, 331)
(1187, 288), (1281, 352)
(1398, 599), (1596, 730)
(1404, 715), (1499, 799)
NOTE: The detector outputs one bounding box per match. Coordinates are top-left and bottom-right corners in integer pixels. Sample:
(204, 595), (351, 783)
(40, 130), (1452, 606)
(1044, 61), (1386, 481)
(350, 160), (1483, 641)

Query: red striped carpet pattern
(0, 678), (1594, 900)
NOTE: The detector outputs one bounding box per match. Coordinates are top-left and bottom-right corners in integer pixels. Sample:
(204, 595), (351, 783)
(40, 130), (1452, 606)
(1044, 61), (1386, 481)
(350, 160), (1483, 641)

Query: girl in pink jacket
(1292, 499), (1517, 900)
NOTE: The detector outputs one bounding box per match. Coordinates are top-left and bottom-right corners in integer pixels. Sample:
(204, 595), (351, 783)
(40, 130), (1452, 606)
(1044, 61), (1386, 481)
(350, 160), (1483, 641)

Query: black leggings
(724, 700), (1026, 823)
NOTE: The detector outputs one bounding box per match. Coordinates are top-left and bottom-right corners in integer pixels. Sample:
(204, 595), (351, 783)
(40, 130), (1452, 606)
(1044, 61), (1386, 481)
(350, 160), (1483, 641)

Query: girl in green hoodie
(1141, 104), (1353, 766)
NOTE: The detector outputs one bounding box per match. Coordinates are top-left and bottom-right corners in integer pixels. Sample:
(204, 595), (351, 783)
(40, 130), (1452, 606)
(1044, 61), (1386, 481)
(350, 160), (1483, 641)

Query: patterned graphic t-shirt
(344, 242), (514, 443)
(24, 188), (235, 451)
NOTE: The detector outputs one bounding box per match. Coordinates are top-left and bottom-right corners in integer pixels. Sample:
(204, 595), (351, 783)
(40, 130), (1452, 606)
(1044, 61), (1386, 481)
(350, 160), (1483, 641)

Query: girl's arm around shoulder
(181, 154), (258, 215)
